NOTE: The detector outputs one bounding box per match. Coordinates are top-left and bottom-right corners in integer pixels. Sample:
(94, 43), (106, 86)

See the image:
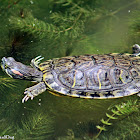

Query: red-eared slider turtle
(1, 44), (140, 103)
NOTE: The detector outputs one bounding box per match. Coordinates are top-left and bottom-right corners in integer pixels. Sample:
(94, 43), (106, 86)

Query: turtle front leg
(22, 82), (46, 103)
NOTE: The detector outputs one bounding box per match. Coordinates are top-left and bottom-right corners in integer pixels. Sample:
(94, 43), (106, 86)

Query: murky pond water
(0, 0), (140, 140)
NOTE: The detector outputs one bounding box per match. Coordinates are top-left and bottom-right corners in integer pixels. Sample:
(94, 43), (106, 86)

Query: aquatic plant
(0, 76), (16, 91)
(8, 0), (138, 41)
(56, 99), (140, 140)
(95, 99), (139, 139)
(0, 112), (54, 139)
(15, 111), (54, 139)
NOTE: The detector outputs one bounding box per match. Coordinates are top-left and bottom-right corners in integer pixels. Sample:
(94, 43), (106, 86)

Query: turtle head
(1, 57), (43, 82)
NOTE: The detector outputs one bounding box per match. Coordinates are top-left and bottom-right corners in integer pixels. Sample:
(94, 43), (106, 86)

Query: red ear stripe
(11, 69), (23, 76)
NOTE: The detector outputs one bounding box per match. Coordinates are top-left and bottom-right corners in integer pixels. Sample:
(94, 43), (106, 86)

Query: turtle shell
(39, 53), (140, 99)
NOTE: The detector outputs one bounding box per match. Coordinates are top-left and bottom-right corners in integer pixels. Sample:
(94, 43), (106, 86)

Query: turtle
(1, 44), (140, 103)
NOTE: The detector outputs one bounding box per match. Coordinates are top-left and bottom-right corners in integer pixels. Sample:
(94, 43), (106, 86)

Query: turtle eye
(5, 64), (9, 69)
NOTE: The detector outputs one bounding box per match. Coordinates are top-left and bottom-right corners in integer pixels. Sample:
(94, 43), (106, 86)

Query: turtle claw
(31, 56), (44, 69)
(22, 95), (29, 103)
(22, 89), (34, 103)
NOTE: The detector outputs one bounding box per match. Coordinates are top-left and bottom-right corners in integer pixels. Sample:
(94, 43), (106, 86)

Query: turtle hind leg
(22, 82), (46, 103)
(132, 44), (140, 56)
(31, 56), (44, 70)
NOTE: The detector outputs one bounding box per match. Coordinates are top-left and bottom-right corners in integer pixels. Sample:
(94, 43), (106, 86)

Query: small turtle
(1, 44), (140, 103)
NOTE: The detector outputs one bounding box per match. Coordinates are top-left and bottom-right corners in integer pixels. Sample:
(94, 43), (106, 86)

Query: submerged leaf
(101, 119), (112, 125)
(106, 113), (117, 119)
(111, 109), (122, 116)
(96, 125), (107, 131)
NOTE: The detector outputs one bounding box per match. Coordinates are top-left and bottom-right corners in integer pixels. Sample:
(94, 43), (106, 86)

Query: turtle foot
(22, 88), (35, 103)
(133, 44), (140, 56)
(22, 82), (46, 103)
(31, 56), (44, 69)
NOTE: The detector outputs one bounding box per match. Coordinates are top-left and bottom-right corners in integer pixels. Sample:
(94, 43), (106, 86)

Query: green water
(0, 0), (140, 140)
